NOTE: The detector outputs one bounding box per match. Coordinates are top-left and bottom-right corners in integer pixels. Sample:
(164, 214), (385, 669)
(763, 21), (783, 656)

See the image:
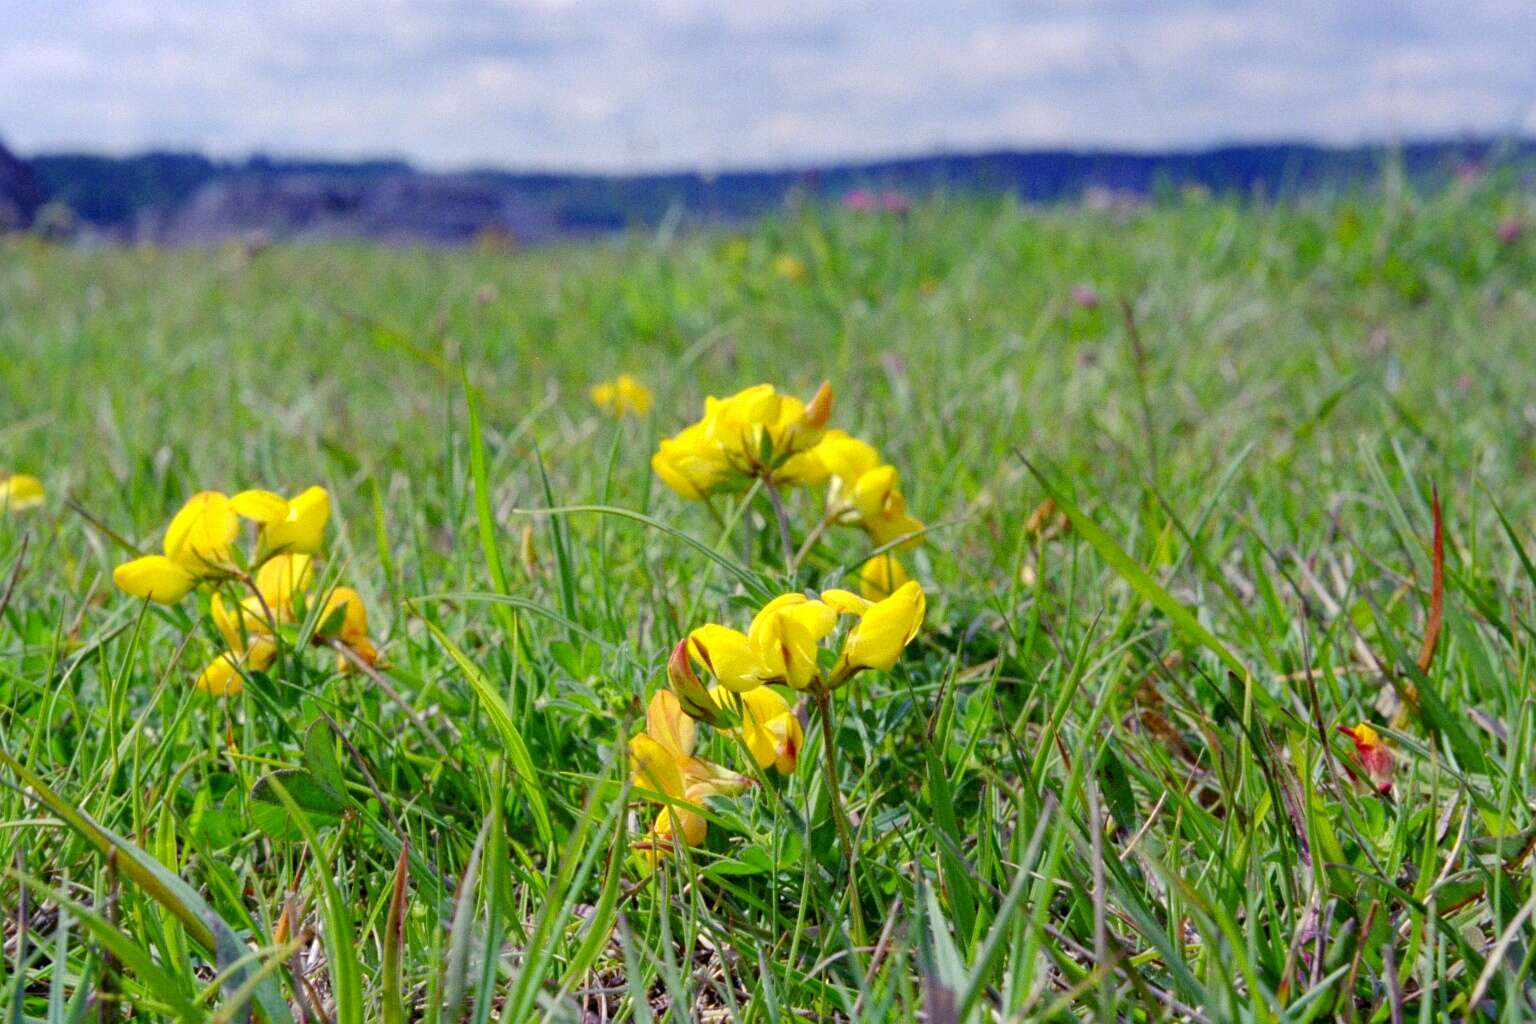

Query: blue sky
(2, 1), (1532, 171)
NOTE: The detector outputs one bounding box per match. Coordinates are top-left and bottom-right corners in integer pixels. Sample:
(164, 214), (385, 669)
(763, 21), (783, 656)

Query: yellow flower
(258, 486), (330, 558)
(255, 552), (314, 612)
(688, 623), (770, 693)
(113, 556), (200, 605)
(590, 374), (654, 417)
(651, 420), (734, 500)
(653, 382), (832, 497)
(843, 461), (925, 551)
(316, 585), (378, 671)
(817, 432), (882, 487)
(746, 593), (837, 690)
(113, 488), (304, 603)
(804, 432), (926, 551)
(0, 473), (44, 513)
(630, 690), (749, 861)
(864, 492), (926, 551)
(835, 580), (926, 679)
(710, 685), (802, 774)
(195, 638), (277, 697)
(161, 491), (243, 569)
(773, 253), (806, 282)
(859, 554), (910, 601)
(667, 638), (730, 726)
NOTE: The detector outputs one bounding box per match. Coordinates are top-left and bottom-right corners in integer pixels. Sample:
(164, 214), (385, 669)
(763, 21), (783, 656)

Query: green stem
(762, 476), (798, 580)
(813, 685), (867, 947)
(790, 510), (838, 574)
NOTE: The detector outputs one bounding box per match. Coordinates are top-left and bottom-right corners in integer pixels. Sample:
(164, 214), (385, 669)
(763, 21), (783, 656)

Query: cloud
(0, 0), (1532, 170)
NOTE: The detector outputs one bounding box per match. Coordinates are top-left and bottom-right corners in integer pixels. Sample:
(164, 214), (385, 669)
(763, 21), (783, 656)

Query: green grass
(3, 174), (1536, 1021)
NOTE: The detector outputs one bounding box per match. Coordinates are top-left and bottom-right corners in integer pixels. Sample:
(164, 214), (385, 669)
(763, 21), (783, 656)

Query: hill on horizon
(14, 138), (1534, 244)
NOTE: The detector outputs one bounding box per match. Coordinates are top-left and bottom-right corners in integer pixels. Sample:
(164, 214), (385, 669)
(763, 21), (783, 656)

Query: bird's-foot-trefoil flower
(0, 473), (44, 514)
(1338, 722), (1393, 794)
(630, 690), (751, 863)
(112, 487), (329, 604)
(859, 553), (910, 601)
(826, 580), (926, 685)
(315, 586), (379, 672)
(746, 594), (837, 690)
(789, 430), (926, 550)
(681, 581), (926, 701)
(688, 623), (772, 693)
(255, 485), (331, 559)
(590, 374), (653, 417)
(651, 381), (833, 500)
(112, 486), (379, 696)
(709, 685), (802, 774)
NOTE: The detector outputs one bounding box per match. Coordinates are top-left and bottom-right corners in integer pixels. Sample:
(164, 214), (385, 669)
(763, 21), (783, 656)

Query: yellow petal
(162, 492), (239, 568)
(748, 595), (836, 689)
(196, 638), (276, 697)
(629, 734), (685, 801)
(195, 652), (244, 697)
(0, 474), (45, 513)
(839, 581), (926, 675)
(816, 433), (882, 484)
(859, 554), (911, 601)
(228, 489), (289, 523)
(646, 689), (696, 761)
(260, 486), (330, 556)
(852, 465), (901, 521)
(212, 592), (270, 651)
(717, 686), (802, 773)
(615, 374), (652, 415)
(773, 447), (829, 487)
(652, 804), (707, 848)
(687, 624), (767, 692)
(589, 381), (618, 412)
(820, 589), (871, 617)
(317, 585), (368, 642)
(254, 553), (314, 614)
(113, 555), (199, 604)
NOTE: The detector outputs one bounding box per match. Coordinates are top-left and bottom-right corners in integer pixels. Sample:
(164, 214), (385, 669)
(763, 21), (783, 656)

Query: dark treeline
(6, 138), (1531, 244)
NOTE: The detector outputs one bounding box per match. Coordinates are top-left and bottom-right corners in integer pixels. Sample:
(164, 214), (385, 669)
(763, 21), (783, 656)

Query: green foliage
(3, 178), (1536, 1020)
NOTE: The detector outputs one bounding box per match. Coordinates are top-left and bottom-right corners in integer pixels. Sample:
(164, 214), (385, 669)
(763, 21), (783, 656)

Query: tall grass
(3, 174), (1536, 1020)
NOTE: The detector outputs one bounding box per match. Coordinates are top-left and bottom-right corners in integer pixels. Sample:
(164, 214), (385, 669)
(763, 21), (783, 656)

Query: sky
(2, 1), (1533, 172)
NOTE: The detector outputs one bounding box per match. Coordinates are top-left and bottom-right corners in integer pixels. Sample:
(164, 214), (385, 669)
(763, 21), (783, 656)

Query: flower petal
(162, 491), (239, 567)
(113, 555), (199, 604)
(688, 623), (767, 692)
(629, 734), (685, 801)
(838, 580), (926, 674)
(260, 486), (330, 556)
(646, 689), (697, 761)
(228, 489), (290, 523)
(0, 474), (45, 513)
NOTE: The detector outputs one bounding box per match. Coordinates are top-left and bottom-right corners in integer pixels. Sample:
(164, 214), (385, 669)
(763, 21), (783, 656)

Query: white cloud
(0, 0), (1531, 170)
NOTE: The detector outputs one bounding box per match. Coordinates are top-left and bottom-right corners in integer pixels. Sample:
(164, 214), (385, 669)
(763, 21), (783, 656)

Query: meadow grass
(3, 174), (1536, 1021)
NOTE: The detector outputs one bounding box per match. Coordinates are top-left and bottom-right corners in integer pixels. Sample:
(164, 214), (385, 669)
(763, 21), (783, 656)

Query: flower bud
(668, 638), (732, 726)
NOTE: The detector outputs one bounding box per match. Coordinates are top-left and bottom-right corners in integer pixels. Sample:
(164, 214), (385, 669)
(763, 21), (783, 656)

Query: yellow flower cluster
(649, 381), (925, 597)
(790, 431), (926, 551)
(629, 687), (754, 861)
(634, 581), (925, 860)
(651, 381), (833, 499)
(589, 373), (653, 418)
(112, 486), (377, 696)
(0, 473), (44, 513)
(113, 487), (332, 603)
(683, 581), (926, 697)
